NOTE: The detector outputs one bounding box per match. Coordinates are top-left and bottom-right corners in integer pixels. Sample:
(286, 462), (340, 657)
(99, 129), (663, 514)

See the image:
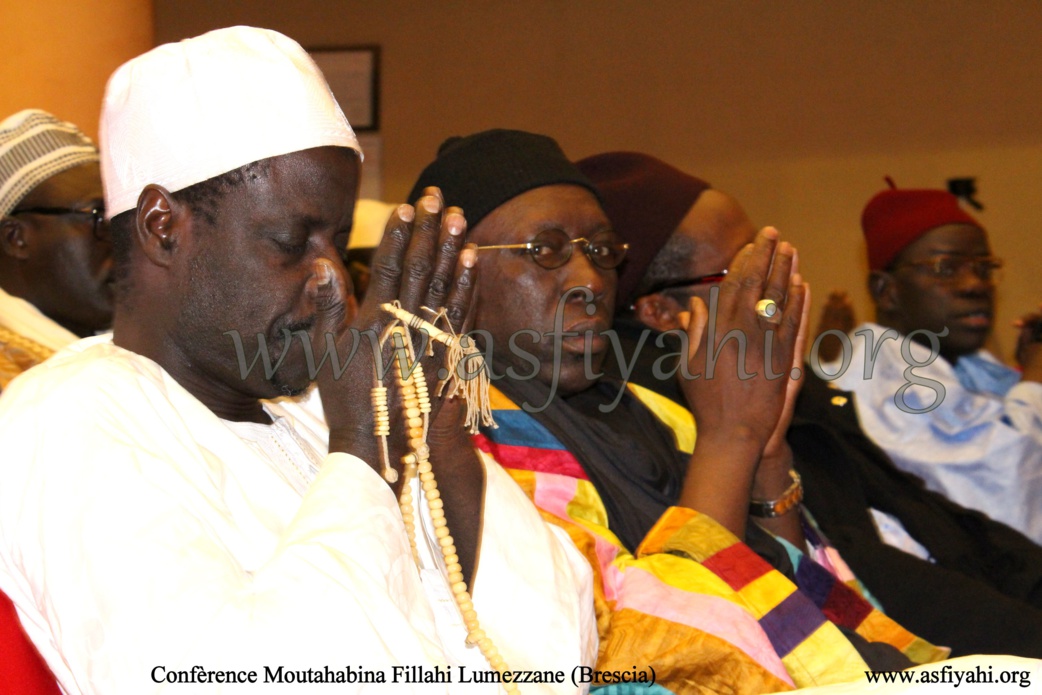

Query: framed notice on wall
(308, 46), (380, 131)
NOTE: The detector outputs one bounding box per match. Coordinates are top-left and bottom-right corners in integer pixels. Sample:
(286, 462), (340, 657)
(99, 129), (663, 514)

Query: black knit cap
(407, 129), (601, 231)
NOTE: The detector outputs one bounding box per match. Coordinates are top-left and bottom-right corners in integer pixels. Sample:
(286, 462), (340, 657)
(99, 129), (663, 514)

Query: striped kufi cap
(0, 110), (99, 218)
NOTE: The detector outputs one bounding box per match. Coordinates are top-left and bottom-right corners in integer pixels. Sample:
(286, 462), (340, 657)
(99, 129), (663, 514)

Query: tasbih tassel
(380, 302), (496, 433)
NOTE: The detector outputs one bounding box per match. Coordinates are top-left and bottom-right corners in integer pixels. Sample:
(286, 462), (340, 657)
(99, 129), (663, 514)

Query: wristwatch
(748, 470), (803, 518)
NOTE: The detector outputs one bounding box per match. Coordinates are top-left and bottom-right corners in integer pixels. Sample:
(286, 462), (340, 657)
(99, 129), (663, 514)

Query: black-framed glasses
(640, 269), (729, 297)
(12, 206), (106, 240)
(891, 255), (1003, 283)
(475, 228), (629, 270)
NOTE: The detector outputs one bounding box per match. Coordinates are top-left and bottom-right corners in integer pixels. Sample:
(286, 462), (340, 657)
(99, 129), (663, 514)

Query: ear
(634, 293), (685, 332)
(0, 218), (30, 260)
(134, 185), (184, 268)
(868, 270), (899, 313)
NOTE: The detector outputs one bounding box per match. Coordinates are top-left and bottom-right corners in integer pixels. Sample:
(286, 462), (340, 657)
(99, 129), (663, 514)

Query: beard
(264, 315), (319, 398)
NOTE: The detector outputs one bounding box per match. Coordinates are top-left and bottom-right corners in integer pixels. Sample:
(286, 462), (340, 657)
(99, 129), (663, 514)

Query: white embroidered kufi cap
(100, 25), (362, 219)
(0, 110), (99, 218)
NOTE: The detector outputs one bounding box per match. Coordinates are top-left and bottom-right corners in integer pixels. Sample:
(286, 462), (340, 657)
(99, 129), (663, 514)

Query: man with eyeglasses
(408, 132), (948, 693)
(0, 110), (113, 390)
(823, 183), (1042, 546)
(583, 151), (1042, 658)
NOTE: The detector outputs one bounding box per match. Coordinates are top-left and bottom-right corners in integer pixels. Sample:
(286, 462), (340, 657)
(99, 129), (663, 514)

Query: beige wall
(2, 0), (154, 140)
(147, 1), (1041, 361)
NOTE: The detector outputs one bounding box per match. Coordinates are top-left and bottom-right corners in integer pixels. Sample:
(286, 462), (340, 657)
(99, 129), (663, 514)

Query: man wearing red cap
(824, 183), (1042, 545)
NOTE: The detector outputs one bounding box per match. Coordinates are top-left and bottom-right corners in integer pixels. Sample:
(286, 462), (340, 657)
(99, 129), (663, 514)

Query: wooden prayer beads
(376, 304), (518, 694)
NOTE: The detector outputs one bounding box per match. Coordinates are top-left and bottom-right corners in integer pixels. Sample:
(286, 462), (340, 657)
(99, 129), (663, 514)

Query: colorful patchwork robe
(474, 383), (946, 694)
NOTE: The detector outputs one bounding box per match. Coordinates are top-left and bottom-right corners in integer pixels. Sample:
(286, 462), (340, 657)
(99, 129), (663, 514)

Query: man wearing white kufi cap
(0, 110), (112, 390)
(0, 26), (595, 694)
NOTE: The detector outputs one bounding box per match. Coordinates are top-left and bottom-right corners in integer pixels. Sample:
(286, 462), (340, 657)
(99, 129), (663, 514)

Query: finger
(724, 242), (755, 282)
(442, 244), (479, 338)
(1014, 308), (1042, 327)
(774, 274), (808, 371)
(792, 280), (812, 373)
(363, 204), (416, 309)
(713, 241), (755, 312)
(685, 295), (710, 364)
(1018, 316), (1042, 346)
(398, 188), (445, 313)
(423, 206), (468, 312)
(760, 241), (795, 325)
(308, 257), (351, 348)
(458, 279), (480, 338)
(721, 227), (779, 310)
(775, 284), (810, 430)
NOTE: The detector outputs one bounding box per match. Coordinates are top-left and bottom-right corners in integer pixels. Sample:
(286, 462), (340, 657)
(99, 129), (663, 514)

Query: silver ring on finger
(755, 298), (779, 320)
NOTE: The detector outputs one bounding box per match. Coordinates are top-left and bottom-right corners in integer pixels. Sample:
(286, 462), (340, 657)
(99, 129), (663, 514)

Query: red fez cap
(862, 178), (984, 270)
(577, 152), (710, 307)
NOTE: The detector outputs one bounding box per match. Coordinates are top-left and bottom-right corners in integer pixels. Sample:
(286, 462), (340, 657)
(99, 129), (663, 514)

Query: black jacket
(605, 316), (1042, 656)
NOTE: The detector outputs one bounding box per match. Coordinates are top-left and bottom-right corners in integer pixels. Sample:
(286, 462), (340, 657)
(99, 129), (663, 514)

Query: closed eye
(273, 238), (308, 255)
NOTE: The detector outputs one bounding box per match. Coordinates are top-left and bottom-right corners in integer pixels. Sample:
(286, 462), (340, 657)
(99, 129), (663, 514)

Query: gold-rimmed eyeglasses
(475, 228), (629, 270)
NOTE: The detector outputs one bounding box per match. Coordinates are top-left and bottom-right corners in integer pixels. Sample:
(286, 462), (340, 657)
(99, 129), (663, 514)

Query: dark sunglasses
(639, 269), (729, 297)
(12, 206), (106, 240)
